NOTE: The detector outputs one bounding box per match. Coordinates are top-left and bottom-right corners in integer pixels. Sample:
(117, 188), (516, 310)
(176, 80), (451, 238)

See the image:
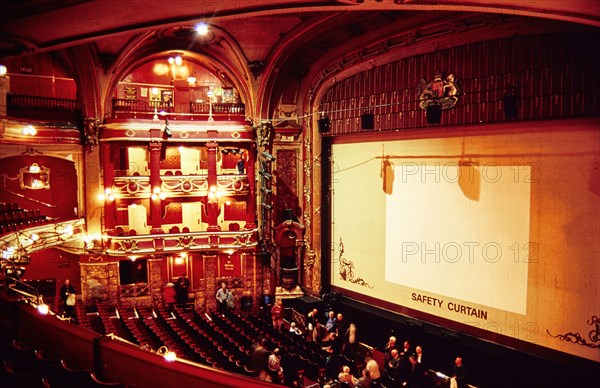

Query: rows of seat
(0, 205), (48, 234)
(77, 303), (340, 385)
(219, 309), (330, 383)
(0, 333), (124, 388)
(136, 307), (184, 356)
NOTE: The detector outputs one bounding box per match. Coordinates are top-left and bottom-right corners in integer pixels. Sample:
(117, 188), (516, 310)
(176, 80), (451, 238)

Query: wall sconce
(0, 64), (7, 77)
(167, 54), (183, 66)
(22, 125), (37, 136)
(151, 187), (166, 201)
(156, 346), (177, 361)
(28, 163), (40, 173)
(208, 185), (219, 202)
(99, 188), (115, 202)
(195, 22), (209, 36)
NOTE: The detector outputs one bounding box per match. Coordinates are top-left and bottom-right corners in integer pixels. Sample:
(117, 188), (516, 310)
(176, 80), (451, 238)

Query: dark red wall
(0, 155), (78, 220)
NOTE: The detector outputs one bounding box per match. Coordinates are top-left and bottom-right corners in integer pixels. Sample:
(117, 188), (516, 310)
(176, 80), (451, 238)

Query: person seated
(325, 310), (338, 332)
(338, 365), (359, 386)
(289, 322), (302, 335)
(357, 368), (372, 388)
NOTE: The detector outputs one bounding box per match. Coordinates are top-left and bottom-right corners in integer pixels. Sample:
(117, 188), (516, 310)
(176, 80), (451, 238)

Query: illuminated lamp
(23, 125), (37, 136)
(196, 22), (209, 35)
(0, 64), (7, 77)
(37, 304), (49, 315)
(29, 163), (41, 173)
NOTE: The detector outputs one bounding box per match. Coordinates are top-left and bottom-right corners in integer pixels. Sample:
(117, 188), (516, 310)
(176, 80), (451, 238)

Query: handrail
(1, 275), (42, 304)
(7, 93), (78, 111)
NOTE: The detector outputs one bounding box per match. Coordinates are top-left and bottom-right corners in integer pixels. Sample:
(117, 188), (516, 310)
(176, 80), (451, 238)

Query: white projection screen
(329, 127), (600, 363)
(385, 163), (530, 315)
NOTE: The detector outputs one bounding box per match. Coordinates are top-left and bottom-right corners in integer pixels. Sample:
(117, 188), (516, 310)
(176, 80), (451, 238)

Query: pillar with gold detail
(101, 143), (116, 233)
(149, 141), (164, 233)
(206, 142), (220, 231)
(245, 147), (257, 229)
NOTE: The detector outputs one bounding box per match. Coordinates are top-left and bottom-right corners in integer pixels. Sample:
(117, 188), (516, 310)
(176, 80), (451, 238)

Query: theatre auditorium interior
(0, 1), (599, 387)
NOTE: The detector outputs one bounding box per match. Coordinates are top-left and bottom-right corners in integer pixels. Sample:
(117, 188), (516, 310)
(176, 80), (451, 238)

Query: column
(149, 141), (163, 233)
(206, 142), (220, 231)
(101, 143), (116, 233)
(245, 148), (257, 229)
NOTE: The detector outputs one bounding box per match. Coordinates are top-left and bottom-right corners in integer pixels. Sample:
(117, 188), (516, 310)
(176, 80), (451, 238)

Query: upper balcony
(110, 98), (246, 122)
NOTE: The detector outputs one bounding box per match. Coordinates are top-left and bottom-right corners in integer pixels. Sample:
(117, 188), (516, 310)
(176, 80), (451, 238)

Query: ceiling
(1, 0), (597, 119)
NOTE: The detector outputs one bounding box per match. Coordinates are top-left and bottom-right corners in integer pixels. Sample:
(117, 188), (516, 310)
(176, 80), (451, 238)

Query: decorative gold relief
(20, 163), (50, 190)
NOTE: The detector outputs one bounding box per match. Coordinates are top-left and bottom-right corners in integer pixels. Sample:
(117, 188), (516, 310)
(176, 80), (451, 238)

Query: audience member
(338, 365), (359, 386)
(280, 346), (300, 387)
(386, 348), (402, 382)
(342, 322), (358, 357)
(403, 354), (426, 388)
(60, 279), (76, 319)
(175, 273), (190, 308)
(325, 332), (343, 381)
(306, 308), (319, 342)
(270, 298), (284, 331)
(163, 282), (176, 312)
(414, 345), (426, 367)
(321, 330), (338, 349)
(215, 282), (230, 314)
(325, 310), (338, 332)
(289, 322), (302, 335)
(251, 338), (270, 380)
(357, 368), (372, 388)
(365, 351), (381, 384)
(451, 357), (467, 388)
(384, 336), (398, 358)
(337, 313), (349, 337)
(399, 340), (413, 380)
(267, 348), (282, 383)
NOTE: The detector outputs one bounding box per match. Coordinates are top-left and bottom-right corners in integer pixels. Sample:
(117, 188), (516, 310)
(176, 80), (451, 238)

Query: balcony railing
(6, 94), (80, 121)
(111, 98), (245, 120)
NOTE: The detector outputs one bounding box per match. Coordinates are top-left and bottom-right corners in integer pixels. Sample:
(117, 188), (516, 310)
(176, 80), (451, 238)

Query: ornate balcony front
(111, 174), (249, 199)
(90, 228), (258, 256)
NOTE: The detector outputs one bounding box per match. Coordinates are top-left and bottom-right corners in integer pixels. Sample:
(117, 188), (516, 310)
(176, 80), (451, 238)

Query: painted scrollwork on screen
(546, 315), (600, 349)
(337, 238), (373, 288)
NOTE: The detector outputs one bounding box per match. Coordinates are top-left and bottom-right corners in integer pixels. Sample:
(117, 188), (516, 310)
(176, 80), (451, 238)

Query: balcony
(111, 174), (249, 199)
(111, 98), (245, 121)
(91, 228), (258, 256)
(6, 94), (80, 122)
